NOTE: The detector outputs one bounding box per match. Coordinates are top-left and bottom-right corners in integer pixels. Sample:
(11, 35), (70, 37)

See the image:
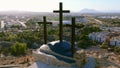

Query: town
(0, 1), (120, 68)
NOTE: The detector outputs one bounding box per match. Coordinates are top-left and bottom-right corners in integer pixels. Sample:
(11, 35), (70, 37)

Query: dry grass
(0, 55), (35, 67)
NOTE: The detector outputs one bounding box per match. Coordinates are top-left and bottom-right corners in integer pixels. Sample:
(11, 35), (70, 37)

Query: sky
(0, 0), (119, 12)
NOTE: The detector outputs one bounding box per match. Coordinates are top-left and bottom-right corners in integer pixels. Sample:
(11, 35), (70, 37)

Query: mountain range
(80, 9), (120, 13)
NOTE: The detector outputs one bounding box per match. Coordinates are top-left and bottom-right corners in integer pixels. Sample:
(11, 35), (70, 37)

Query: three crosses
(37, 2), (84, 54)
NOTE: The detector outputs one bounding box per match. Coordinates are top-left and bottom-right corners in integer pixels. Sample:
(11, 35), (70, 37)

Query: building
(89, 32), (109, 43)
(0, 20), (5, 31)
(89, 32), (120, 46)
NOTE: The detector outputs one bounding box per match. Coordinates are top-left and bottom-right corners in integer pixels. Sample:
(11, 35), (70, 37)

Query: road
(85, 16), (103, 24)
(28, 61), (78, 68)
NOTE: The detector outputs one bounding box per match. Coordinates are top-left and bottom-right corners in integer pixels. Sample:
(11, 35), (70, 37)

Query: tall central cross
(53, 2), (70, 42)
(38, 16), (52, 44)
(65, 17), (84, 54)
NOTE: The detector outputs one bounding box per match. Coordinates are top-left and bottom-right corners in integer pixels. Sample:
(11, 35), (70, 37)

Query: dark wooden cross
(65, 17), (84, 54)
(38, 16), (52, 44)
(53, 2), (70, 42)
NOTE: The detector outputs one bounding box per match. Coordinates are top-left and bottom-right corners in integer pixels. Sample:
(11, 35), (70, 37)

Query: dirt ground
(0, 55), (35, 68)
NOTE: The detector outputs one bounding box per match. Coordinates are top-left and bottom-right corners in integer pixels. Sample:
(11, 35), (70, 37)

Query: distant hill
(80, 9), (120, 14)
(80, 9), (100, 13)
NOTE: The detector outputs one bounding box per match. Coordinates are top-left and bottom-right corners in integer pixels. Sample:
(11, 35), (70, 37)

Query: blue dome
(48, 40), (73, 57)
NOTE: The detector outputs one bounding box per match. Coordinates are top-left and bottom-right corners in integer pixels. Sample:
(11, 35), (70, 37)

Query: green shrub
(11, 42), (27, 56)
(78, 35), (94, 49)
(114, 46), (120, 54)
(101, 42), (109, 49)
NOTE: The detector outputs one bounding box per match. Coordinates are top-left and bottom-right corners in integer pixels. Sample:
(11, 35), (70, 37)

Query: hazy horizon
(0, 0), (119, 12)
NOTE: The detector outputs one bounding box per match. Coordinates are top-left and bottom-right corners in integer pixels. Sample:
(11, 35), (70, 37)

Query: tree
(11, 42), (27, 56)
(2, 48), (10, 56)
(77, 25), (101, 49)
(80, 26), (101, 35)
(78, 35), (94, 49)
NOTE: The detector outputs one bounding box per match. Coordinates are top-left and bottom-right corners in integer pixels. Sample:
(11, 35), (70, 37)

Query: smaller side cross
(65, 17), (84, 54)
(38, 16), (52, 44)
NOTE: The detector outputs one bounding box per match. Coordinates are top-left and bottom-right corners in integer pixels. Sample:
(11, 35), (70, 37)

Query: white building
(110, 37), (120, 46)
(116, 40), (120, 46)
(1, 20), (5, 29)
(89, 32), (120, 46)
(110, 39), (116, 46)
(0, 20), (5, 31)
(89, 32), (109, 43)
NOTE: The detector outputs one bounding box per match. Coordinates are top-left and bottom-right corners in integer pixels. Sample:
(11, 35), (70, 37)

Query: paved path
(83, 57), (96, 68)
(28, 61), (78, 68)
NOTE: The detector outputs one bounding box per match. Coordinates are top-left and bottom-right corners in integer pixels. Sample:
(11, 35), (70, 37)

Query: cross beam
(53, 2), (70, 42)
(38, 16), (52, 44)
(65, 17), (84, 54)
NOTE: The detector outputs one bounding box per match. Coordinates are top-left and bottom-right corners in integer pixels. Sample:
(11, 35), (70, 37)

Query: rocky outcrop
(33, 44), (76, 67)
(33, 51), (76, 67)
